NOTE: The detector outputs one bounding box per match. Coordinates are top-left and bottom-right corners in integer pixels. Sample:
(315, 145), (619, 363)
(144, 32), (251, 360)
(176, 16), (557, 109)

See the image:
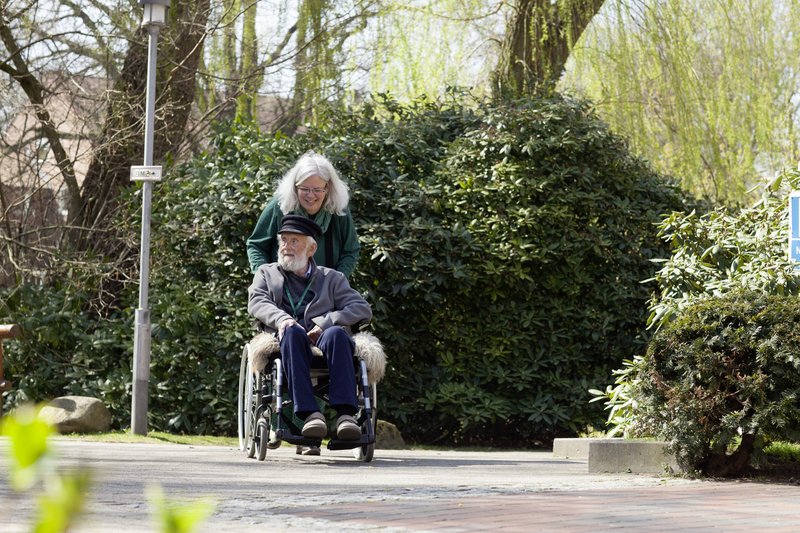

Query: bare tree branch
(0, 9), (83, 220)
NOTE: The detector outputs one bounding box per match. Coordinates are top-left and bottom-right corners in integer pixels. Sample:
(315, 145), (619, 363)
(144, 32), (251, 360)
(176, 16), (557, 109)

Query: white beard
(278, 252), (308, 273)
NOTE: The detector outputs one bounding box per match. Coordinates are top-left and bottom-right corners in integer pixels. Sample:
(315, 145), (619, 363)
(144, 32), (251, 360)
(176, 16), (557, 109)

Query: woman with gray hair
(247, 151), (360, 277)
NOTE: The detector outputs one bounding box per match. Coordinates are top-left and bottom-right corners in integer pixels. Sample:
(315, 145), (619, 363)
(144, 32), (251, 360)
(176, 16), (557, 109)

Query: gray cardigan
(248, 261), (372, 334)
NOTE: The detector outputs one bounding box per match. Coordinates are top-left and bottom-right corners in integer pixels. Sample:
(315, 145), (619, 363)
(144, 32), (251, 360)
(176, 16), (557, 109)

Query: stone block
(39, 395), (112, 434)
(588, 439), (681, 474)
(376, 419), (409, 449)
(553, 437), (618, 459)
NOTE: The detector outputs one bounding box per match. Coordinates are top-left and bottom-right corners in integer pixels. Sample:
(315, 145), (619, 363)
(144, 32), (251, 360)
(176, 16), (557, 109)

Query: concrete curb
(553, 437), (682, 474)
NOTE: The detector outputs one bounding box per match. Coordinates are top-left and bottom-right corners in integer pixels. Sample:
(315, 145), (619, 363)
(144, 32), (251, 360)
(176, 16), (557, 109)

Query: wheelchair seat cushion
(248, 330), (386, 384)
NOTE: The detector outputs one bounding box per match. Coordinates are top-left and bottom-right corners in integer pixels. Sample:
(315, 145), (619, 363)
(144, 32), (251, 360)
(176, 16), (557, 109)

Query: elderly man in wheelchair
(239, 214), (384, 461)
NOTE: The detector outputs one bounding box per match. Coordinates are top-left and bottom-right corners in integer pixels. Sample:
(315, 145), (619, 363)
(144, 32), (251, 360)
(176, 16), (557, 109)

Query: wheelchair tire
(244, 367), (258, 459)
(240, 345), (262, 459)
(237, 345), (252, 454)
(255, 418), (269, 461)
(354, 438), (375, 462)
(353, 383), (377, 462)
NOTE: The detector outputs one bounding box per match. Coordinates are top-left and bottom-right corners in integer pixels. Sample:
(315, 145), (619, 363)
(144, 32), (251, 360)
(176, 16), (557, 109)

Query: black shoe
(336, 415), (361, 441)
(301, 412), (327, 439)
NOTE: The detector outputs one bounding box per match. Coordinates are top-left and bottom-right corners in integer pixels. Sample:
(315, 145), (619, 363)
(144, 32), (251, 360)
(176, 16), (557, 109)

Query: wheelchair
(237, 328), (385, 462)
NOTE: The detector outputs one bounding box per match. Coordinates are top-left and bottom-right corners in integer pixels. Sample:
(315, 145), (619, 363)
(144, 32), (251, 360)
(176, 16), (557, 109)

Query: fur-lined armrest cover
(247, 331), (386, 385)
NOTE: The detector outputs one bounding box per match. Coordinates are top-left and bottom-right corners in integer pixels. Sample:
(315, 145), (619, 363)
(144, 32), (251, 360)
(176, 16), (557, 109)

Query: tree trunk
(75, 0), (211, 247)
(286, 0), (320, 133)
(493, 0), (605, 97)
(702, 433), (757, 477)
(222, 0), (240, 108)
(236, 0), (259, 123)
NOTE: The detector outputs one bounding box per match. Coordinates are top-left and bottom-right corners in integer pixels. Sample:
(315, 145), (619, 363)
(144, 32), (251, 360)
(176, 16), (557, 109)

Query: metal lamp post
(131, 0), (169, 436)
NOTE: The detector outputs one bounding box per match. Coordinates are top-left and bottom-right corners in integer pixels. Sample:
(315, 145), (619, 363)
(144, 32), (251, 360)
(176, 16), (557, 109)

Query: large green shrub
(639, 291), (800, 476)
(593, 168), (800, 439)
(0, 274), (133, 428)
(2, 94), (686, 443)
(309, 95), (685, 444)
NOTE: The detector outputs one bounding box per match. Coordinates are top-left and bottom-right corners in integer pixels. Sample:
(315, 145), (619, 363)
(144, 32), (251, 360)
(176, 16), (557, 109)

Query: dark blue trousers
(280, 324), (357, 415)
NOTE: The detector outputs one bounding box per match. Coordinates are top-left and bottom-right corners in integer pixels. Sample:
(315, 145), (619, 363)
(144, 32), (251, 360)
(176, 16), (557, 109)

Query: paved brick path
(278, 483), (800, 532)
(2, 440), (799, 532)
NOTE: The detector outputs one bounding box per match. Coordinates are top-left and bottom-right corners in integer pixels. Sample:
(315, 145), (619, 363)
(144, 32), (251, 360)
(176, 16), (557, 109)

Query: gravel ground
(0, 438), (696, 532)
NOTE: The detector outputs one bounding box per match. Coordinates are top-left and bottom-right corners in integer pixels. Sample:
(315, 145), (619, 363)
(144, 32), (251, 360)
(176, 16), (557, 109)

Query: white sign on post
(789, 192), (800, 262)
(130, 165), (163, 181)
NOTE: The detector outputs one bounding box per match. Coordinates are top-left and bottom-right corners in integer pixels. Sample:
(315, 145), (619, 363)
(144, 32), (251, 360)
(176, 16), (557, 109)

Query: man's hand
(307, 325), (323, 345)
(278, 318), (298, 340)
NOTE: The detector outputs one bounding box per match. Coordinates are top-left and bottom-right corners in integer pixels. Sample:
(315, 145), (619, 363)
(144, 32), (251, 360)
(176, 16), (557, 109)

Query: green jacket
(246, 197), (360, 277)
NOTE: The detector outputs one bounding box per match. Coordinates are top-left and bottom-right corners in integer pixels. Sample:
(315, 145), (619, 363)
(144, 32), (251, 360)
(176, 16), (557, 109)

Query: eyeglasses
(297, 186), (327, 196)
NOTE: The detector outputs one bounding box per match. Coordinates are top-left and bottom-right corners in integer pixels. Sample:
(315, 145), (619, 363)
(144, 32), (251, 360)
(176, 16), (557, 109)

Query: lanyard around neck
(284, 279), (313, 319)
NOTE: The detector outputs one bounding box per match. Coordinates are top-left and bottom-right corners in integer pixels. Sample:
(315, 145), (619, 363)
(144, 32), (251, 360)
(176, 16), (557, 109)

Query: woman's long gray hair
(275, 152), (350, 215)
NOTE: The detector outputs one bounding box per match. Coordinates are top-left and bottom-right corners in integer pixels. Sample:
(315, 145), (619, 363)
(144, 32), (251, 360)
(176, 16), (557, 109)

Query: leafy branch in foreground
(1, 404), (215, 532)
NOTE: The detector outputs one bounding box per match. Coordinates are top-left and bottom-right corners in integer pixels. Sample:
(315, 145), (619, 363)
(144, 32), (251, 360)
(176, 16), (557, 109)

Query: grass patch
(56, 430), (238, 447)
(763, 441), (800, 463)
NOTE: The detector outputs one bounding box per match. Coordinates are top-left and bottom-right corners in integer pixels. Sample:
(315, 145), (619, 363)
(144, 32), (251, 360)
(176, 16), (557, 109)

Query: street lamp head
(138, 0), (170, 27)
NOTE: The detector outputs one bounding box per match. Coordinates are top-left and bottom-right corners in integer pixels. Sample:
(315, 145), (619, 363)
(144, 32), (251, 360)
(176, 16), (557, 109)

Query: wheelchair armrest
(352, 319), (371, 333)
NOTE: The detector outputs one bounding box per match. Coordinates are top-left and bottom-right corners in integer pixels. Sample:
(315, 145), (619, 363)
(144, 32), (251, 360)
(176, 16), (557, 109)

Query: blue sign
(790, 193), (800, 262)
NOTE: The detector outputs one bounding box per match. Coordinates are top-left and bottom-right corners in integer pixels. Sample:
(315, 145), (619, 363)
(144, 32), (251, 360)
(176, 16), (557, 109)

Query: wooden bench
(0, 324), (20, 416)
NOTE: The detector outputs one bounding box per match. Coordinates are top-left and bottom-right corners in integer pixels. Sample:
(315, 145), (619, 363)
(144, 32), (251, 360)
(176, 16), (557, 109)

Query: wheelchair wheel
(239, 345), (262, 459)
(237, 345), (251, 453)
(353, 383), (377, 462)
(255, 418), (269, 461)
(246, 372), (264, 459)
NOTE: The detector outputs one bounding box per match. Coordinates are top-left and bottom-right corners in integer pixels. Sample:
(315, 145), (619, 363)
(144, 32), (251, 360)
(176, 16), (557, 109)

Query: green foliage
(587, 356), (644, 438)
(763, 441), (800, 464)
(367, 2), (503, 98)
(2, 93), (685, 445)
(33, 471), (92, 533)
(646, 169), (800, 330)
(1, 405), (214, 532)
(637, 291), (800, 476)
(0, 276), (133, 427)
(2, 404), (54, 490)
(0, 123), (303, 434)
(594, 168), (800, 437)
(564, 0), (800, 204)
(310, 94), (685, 444)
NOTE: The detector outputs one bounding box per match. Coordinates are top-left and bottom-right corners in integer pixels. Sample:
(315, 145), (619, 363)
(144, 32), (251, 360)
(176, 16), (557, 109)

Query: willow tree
(283, 1), (382, 132)
(562, 0), (800, 204)
(492, 0), (605, 97)
(365, 1), (505, 98)
(288, 0), (336, 131)
(207, 0), (260, 123)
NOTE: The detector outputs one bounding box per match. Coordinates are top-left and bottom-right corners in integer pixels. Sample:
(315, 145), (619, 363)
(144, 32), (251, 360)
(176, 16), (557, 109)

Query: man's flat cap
(279, 214), (322, 239)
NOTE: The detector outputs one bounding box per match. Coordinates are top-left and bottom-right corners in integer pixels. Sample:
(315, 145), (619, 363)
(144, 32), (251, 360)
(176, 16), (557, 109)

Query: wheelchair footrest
(275, 429), (322, 447)
(327, 435), (374, 451)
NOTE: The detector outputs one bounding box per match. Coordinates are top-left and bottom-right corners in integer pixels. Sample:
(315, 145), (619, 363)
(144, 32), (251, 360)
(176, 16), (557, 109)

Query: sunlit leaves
(596, 167), (800, 447)
(1, 404), (53, 491)
(148, 486), (216, 533)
